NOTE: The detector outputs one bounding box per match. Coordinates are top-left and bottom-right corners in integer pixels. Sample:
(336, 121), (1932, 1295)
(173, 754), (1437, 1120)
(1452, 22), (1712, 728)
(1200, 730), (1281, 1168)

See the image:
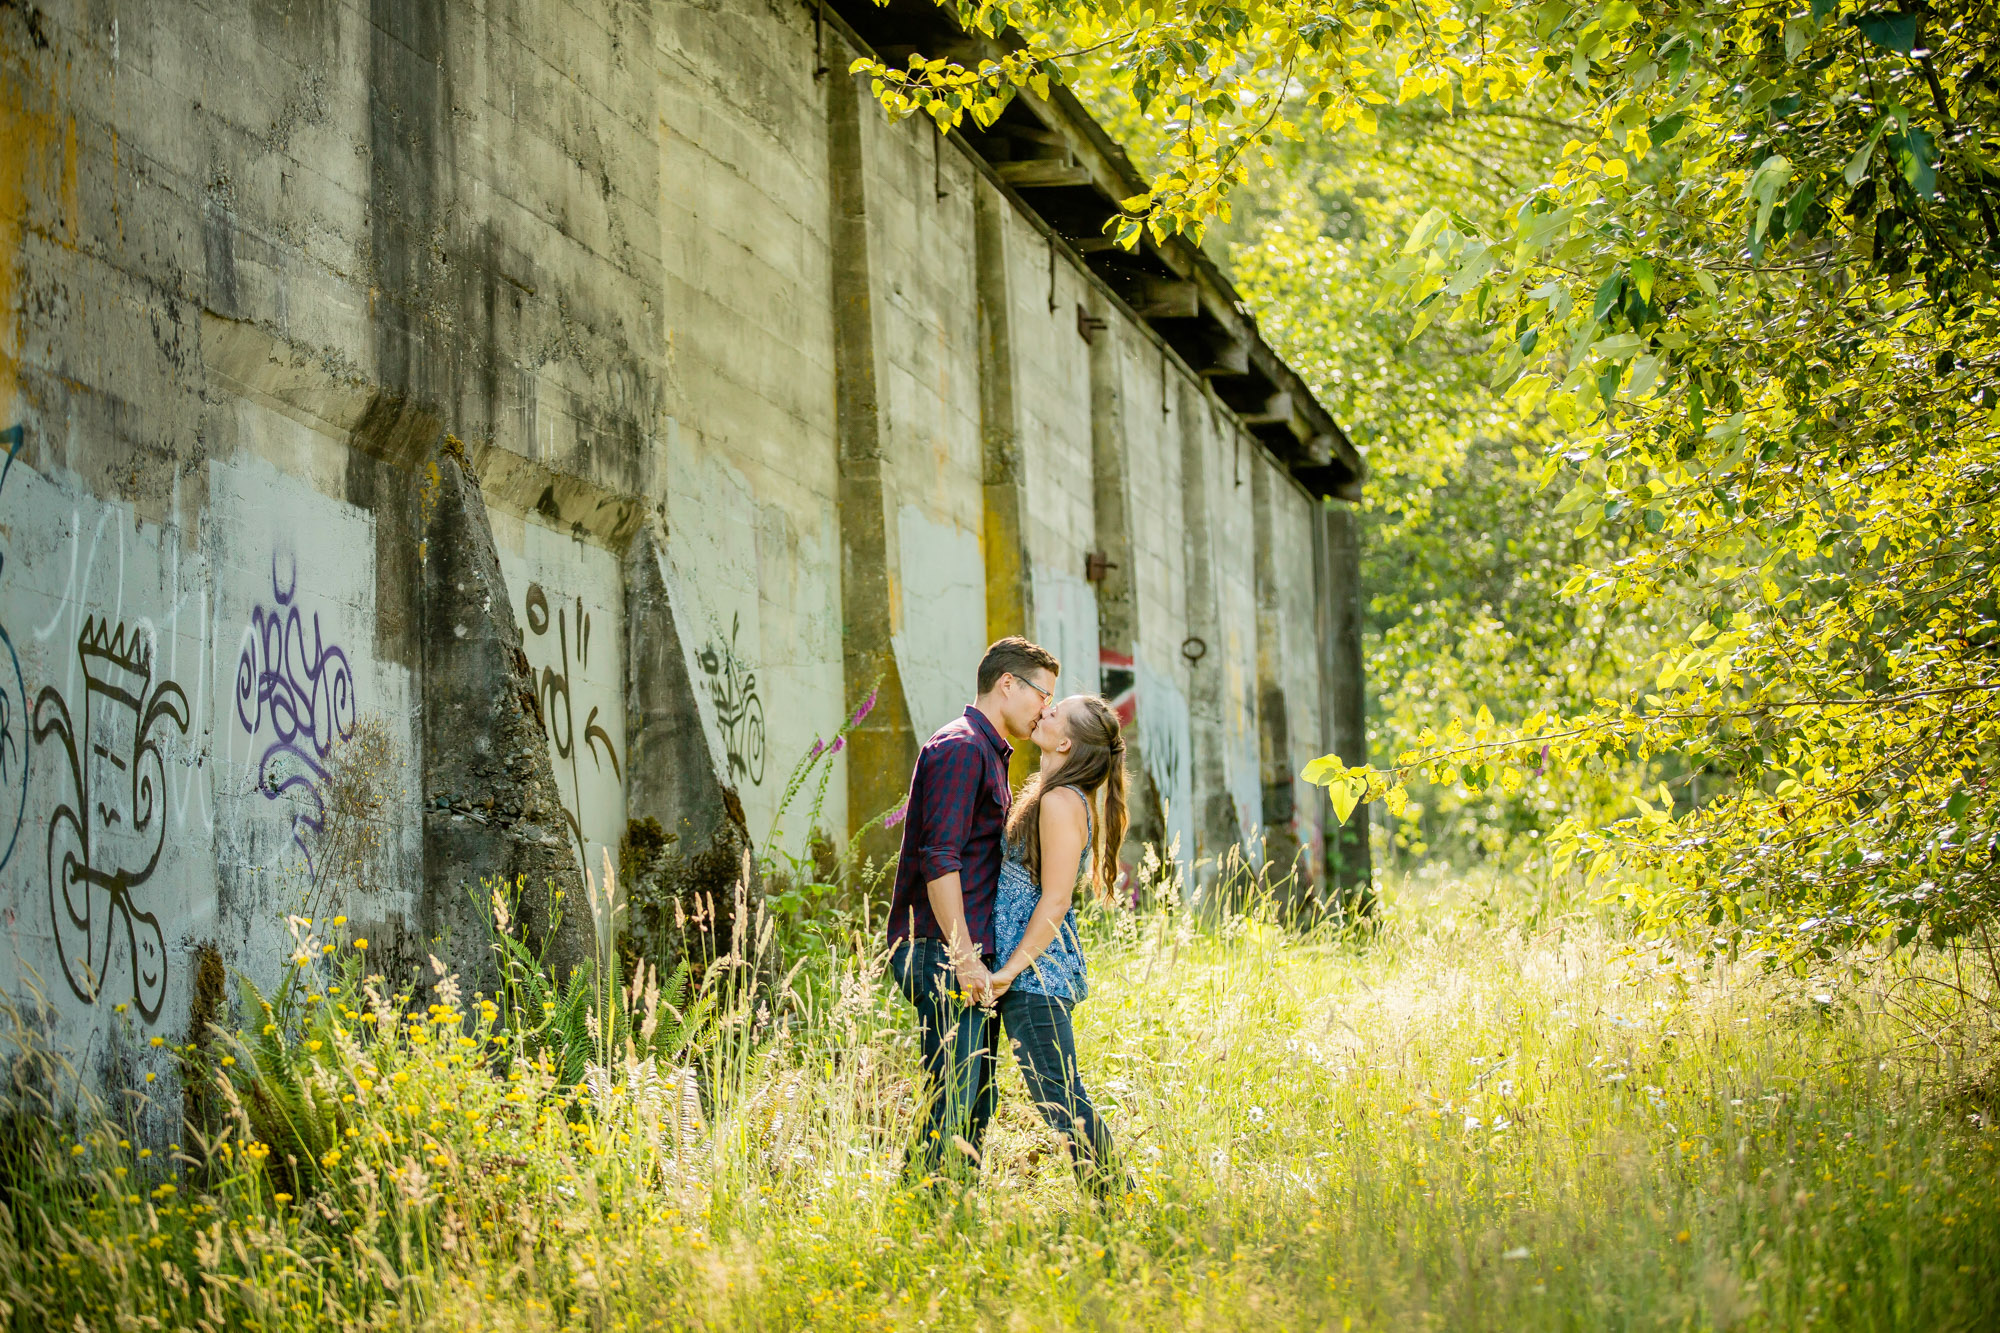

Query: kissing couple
(886, 636), (1127, 1196)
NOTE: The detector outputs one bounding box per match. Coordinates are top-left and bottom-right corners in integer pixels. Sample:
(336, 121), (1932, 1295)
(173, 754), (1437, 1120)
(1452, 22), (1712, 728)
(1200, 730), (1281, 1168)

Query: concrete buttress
(419, 448), (591, 992)
(828, 39), (919, 868)
(1322, 502), (1374, 904)
(974, 179), (1038, 792)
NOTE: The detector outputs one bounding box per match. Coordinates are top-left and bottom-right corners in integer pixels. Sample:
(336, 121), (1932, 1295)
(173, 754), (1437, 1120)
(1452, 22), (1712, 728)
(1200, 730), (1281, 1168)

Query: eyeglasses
(1012, 673), (1053, 704)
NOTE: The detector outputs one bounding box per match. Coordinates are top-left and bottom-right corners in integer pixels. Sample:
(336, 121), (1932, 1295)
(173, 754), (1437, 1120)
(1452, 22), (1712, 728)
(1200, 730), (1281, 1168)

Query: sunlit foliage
(867, 1), (2000, 962)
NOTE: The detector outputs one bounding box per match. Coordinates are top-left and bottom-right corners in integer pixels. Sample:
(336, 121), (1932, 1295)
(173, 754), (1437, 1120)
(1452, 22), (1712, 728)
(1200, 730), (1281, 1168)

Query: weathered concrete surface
(1256, 449), (1332, 913)
(656, 0), (846, 846)
(419, 449), (589, 990)
(0, 0), (1371, 1115)
(622, 518), (759, 983)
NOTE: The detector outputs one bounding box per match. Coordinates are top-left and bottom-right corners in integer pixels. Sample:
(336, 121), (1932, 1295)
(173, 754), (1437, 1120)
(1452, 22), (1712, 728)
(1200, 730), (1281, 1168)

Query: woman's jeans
(994, 987), (1117, 1190)
(891, 941), (1116, 1191)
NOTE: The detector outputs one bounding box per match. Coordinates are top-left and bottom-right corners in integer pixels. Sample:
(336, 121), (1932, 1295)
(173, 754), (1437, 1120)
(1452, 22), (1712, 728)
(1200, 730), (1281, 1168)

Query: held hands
(953, 955), (1012, 1008)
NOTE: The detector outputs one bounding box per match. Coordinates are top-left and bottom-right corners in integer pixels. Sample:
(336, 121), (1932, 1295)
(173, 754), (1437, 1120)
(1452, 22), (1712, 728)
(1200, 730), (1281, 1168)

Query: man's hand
(954, 956), (993, 1007)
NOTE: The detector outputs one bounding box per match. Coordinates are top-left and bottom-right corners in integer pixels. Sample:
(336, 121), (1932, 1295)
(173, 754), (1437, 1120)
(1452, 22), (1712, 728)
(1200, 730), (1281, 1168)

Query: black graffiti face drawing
(34, 618), (190, 1022)
(235, 555), (360, 869)
(523, 582), (621, 861)
(697, 611), (765, 787)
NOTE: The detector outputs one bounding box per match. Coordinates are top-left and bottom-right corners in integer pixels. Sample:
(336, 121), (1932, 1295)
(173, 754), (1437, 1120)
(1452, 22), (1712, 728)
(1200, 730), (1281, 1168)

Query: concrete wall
(1108, 318), (1198, 872)
(0, 0), (1364, 1101)
(655, 0), (843, 840)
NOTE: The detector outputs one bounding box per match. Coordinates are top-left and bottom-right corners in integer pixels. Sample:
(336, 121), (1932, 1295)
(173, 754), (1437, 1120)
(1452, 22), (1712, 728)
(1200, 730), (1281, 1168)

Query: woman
(987, 692), (1127, 1193)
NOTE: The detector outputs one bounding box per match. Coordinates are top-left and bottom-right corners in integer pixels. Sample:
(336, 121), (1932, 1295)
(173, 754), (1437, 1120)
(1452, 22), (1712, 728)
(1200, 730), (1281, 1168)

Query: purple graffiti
(235, 556), (358, 866)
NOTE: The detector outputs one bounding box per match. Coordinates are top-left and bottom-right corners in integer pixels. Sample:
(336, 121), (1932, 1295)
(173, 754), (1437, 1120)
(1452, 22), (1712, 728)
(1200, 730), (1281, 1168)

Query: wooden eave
(820, 0), (1366, 502)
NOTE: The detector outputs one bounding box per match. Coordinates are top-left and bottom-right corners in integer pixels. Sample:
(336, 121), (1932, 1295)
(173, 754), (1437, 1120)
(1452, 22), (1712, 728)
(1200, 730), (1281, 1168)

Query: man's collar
(963, 704), (1014, 759)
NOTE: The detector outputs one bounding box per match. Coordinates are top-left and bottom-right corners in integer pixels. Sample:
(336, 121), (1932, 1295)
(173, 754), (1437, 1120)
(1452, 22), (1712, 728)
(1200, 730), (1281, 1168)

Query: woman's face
(1030, 696), (1077, 760)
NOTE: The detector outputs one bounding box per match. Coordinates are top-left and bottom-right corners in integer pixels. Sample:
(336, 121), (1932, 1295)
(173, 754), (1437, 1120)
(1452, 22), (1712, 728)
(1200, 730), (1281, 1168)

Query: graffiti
(1099, 648), (1136, 725)
(524, 582), (622, 857)
(234, 555), (358, 867)
(0, 425), (28, 872)
(33, 618), (191, 1021)
(697, 612), (765, 787)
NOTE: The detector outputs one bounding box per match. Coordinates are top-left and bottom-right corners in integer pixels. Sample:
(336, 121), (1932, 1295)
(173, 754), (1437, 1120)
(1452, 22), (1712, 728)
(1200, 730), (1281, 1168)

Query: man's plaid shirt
(886, 706), (1014, 954)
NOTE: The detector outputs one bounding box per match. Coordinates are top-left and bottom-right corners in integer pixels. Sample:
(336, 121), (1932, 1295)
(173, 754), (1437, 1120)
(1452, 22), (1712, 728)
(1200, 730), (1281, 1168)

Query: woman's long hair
(1005, 694), (1129, 899)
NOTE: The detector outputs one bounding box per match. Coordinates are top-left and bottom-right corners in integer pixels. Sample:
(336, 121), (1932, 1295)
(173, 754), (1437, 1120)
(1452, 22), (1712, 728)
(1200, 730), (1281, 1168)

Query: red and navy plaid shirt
(886, 706), (1014, 954)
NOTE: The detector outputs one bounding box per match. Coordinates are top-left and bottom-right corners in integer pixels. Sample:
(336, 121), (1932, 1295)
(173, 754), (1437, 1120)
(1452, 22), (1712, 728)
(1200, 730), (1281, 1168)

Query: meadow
(2, 864), (1997, 1331)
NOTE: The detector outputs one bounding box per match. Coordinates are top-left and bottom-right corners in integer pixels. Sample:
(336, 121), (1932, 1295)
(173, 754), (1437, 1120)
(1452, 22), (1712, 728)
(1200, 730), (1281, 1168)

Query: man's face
(1001, 668), (1056, 740)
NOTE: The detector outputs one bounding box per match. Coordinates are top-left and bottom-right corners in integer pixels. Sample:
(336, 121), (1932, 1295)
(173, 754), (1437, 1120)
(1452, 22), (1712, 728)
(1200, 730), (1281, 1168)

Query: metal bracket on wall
(1084, 550), (1117, 583)
(1047, 233), (1058, 314)
(1076, 305), (1108, 343)
(1181, 635), (1208, 665)
(814, 0), (828, 79)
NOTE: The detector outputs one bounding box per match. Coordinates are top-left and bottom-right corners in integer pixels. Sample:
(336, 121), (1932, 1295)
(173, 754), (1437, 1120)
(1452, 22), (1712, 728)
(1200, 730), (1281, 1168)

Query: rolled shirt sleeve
(916, 742), (979, 883)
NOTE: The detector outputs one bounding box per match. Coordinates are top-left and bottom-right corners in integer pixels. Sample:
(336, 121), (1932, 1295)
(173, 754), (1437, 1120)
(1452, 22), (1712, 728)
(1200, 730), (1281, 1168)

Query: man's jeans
(890, 938), (1000, 1182)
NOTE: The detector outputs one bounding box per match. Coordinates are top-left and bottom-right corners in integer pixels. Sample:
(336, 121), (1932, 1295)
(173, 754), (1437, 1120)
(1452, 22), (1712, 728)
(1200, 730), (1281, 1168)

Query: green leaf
(1631, 256), (1655, 302)
(1402, 207), (1449, 256)
(1894, 126), (1937, 198)
(1554, 479), (1602, 514)
(1602, 2), (1639, 31)
(1593, 271), (1626, 322)
(1844, 116), (1896, 186)
(1852, 11), (1919, 54)
(1746, 155), (1794, 240)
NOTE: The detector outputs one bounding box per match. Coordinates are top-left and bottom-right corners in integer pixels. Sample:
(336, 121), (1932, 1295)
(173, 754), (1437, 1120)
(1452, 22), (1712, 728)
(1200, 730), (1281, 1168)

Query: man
(887, 636), (1059, 1184)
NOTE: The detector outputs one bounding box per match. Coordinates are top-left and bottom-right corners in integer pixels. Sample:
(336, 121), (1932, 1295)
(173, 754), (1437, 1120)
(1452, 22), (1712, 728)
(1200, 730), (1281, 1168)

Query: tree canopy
(861, 1), (2000, 963)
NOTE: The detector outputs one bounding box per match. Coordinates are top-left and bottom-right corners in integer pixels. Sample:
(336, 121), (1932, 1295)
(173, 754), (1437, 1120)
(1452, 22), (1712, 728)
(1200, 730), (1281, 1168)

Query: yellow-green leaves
(1744, 155), (1793, 241)
(888, 0), (2000, 959)
(1304, 755), (1372, 824)
(1601, 2), (1640, 34)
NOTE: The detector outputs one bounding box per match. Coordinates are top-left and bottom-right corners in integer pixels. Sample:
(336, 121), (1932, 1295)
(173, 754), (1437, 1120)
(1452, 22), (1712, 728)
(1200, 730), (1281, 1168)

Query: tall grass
(2, 863), (1997, 1330)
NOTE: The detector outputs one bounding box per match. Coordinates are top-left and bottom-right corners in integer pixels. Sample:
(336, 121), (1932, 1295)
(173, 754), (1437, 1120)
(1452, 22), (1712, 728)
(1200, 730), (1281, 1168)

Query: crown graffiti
(77, 617), (153, 677)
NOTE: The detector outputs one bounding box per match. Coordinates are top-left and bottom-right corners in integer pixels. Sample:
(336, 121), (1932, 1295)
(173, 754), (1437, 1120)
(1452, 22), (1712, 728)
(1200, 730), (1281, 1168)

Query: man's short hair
(977, 637), (1060, 695)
